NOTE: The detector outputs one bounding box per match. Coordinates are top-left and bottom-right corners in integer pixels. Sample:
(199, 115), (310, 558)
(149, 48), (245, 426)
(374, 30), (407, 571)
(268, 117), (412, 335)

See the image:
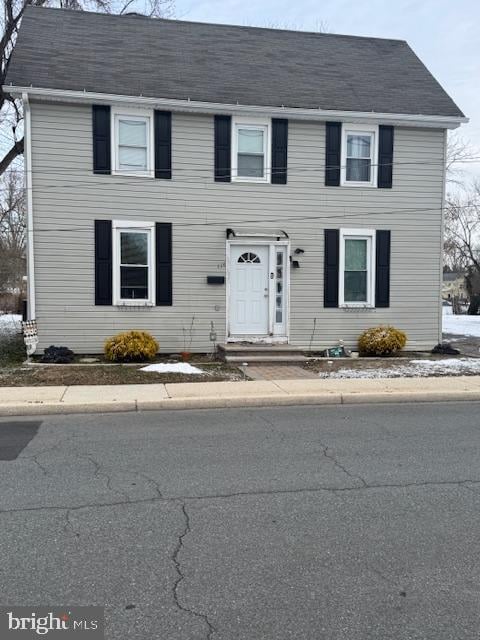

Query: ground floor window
(339, 229), (375, 306)
(112, 221), (155, 305)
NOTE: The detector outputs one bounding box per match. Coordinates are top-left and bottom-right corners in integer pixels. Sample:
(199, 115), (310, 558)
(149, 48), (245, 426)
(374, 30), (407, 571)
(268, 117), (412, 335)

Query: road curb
(1, 389), (480, 416)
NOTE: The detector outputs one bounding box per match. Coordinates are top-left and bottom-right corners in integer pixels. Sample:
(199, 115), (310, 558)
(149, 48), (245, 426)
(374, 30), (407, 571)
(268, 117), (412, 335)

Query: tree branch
(0, 137), (24, 174)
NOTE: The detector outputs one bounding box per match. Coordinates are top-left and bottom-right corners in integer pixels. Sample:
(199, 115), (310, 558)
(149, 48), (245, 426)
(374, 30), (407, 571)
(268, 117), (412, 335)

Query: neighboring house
(4, 7), (466, 353)
(442, 272), (467, 301)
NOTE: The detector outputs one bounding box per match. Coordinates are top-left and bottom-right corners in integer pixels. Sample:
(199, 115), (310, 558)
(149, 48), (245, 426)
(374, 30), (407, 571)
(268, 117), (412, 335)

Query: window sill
(111, 171), (155, 179)
(231, 177), (270, 184)
(114, 301), (155, 308)
(340, 181), (376, 188)
(340, 304), (375, 310)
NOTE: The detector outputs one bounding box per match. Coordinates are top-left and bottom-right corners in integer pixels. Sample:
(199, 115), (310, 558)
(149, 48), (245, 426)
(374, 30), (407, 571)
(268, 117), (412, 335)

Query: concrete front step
(225, 355), (308, 364)
(218, 343), (307, 364)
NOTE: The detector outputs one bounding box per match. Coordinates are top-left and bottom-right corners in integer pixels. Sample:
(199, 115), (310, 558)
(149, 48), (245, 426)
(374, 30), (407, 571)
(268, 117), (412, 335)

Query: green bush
(104, 330), (158, 362)
(358, 326), (407, 356)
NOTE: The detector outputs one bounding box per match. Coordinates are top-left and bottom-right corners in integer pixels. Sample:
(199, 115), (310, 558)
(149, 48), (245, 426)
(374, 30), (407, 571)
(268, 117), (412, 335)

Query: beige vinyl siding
(30, 101), (444, 352)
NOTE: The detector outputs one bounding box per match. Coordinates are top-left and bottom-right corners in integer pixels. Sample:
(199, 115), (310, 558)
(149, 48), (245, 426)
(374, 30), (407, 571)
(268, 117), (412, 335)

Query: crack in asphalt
(172, 501), (216, 639)
(134, 471), (164, 499)
(76, 453), (130, 502)
(27, 455), (49, 476)
(63, 509), (80, 538)
(1, 478), (480, 517)
(321, 445), (368, 487)
(17, 443), (62, 476)
(255, 412), (288, 445)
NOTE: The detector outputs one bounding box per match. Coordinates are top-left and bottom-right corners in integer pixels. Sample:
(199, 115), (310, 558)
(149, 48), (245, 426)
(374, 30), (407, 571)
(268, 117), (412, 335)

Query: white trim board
(22, 92), (36, 320)
(112, 220), (155, 307)
(111, 106), (155, 178)
(340, 123), (379, 188)
(4, 86), (467, 129)
(338, 228), (376, 308)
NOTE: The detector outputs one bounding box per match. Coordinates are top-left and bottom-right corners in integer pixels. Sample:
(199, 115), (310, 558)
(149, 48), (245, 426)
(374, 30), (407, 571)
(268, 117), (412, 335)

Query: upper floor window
(341, 125), (378, 187)
(112, 108), (154, 178)
(339, 229), (376, 306)
(112, 221), (155, 305)
(232, 117), (270, 183)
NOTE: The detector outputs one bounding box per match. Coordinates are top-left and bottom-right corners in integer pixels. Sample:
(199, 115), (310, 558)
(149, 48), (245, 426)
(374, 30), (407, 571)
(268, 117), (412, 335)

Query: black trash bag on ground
(40, 345), (75, 364)
(431, 342), (461, 356)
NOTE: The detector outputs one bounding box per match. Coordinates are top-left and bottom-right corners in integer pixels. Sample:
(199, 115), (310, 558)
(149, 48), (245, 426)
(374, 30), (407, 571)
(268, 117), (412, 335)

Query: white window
(339, 229), (376, 306)
(112, 221), (155, 305)
(232, 117), (270, 182)
(341, 125), (378, 187)
(112, 109), (154, 177)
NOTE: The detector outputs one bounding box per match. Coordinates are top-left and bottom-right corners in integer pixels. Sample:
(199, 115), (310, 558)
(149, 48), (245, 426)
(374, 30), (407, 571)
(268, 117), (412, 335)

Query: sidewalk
(2, 376), (480, 415)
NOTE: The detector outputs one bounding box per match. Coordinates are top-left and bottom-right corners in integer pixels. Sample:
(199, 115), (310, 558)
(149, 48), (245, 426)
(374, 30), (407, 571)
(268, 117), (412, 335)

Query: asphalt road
(1, 402), (480, 639)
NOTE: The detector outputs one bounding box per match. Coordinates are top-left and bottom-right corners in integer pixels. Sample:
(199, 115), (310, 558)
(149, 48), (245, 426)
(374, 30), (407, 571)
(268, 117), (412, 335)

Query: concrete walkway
(2, 375), (480, 415)
(240, 364), (318, 380)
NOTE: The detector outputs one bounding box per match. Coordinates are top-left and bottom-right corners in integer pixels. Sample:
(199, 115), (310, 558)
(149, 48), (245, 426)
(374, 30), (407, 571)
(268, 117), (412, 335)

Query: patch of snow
(442, 307), (480, 337)
(140, 362), (203, 374)
(0, 314), (22, 335)
(319, 357), (480, 379)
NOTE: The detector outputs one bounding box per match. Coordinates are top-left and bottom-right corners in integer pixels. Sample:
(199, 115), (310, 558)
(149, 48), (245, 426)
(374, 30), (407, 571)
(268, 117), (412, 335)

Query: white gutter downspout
(439, 128), (448, 343)
(22, 92), (35, 320)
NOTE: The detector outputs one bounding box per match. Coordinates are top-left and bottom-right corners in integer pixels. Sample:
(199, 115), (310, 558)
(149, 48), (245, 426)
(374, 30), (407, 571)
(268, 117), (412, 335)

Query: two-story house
(4, 7), (466, 353)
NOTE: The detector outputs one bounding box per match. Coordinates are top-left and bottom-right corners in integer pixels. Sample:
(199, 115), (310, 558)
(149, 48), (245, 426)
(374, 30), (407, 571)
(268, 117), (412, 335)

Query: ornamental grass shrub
(104, 330), (158, 362)
(358, 326), (407, 356)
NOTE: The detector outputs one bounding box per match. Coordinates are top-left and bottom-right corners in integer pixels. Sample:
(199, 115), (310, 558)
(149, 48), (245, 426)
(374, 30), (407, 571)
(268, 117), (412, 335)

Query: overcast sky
(176, 0), (480, 182)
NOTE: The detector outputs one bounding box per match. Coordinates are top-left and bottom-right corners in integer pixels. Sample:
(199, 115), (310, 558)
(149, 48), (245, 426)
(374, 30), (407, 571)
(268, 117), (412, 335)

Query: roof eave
(4, 85), (468, 129)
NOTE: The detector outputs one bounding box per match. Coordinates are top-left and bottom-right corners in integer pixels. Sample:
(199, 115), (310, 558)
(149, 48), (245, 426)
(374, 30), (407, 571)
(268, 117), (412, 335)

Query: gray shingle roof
(5, 6), (464, 118)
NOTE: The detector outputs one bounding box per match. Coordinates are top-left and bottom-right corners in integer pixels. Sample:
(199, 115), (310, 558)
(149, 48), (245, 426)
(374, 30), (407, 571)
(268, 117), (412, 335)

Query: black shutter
(271, 118), (288, 184)
(156, 223), (172, 306)
(375, 230), (391, 307)
(92, 105), (111, 175)
(94, 220), (112, 305)
(324, 229), (339, 308)
(325, 122), (341, 186)
(154, 110), (172, 179)
(378, 126), (394, 188)
(214, 115), (231, 182)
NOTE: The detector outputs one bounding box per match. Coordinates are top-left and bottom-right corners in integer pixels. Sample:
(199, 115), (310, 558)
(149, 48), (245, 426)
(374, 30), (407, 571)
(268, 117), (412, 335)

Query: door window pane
(275, 250), (284, 323)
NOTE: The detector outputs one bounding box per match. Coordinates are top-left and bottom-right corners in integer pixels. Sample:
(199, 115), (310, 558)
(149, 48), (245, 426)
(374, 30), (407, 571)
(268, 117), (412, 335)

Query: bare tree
(444, 186), (480, 270)
(446, 131), (479, 187)
(0, 0), (175, 176)
(444, 182), (480, 313)
(248, 19), (330, 33)
(0, 168), (25, 298)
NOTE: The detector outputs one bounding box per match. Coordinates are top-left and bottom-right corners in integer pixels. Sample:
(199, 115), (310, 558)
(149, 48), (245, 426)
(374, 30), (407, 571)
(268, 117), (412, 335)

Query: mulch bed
(0, 364), (244, 387)
(0, 334), (245, 386)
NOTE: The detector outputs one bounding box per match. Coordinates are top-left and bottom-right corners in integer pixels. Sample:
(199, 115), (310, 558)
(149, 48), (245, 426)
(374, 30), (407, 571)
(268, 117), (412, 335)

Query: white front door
(229, 245), (270, 336)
